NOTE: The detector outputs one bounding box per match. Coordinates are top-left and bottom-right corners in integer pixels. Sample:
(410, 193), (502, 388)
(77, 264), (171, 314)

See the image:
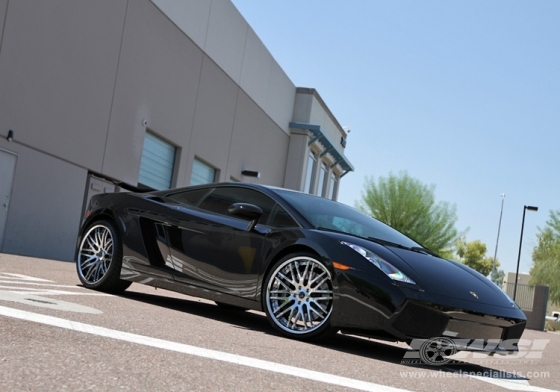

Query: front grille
(393, 302), (449, 338)
(502, 321), (526, 341)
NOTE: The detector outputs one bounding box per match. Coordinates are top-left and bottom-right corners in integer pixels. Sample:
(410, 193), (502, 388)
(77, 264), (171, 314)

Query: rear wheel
(76, 220), (131, 293)
(263, 253), (334, 341)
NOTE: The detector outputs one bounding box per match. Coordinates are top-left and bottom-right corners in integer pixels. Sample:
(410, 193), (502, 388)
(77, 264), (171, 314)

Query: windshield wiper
(316, 226), (364, 239)
(410, 246), (439, 257)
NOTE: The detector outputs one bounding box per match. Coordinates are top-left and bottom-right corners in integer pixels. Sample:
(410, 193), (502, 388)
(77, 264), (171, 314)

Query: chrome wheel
(78, 224), (115, 284)
(265, 255), (333, 336)
(76, 220), (131, 293)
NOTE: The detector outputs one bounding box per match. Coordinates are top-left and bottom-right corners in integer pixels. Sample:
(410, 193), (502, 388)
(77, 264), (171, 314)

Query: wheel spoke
(273, 300), (293, 317)
(275, 272), (295, 291)
(308, 271), (326, 287)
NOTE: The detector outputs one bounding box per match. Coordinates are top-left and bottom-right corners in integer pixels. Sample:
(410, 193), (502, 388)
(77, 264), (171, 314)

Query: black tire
(263, 252), (335, 341)
(76, 219), (131, 293)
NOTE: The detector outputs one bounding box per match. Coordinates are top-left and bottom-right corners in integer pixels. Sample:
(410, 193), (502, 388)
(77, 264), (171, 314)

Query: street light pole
(491, 193), (505, 281)
(513, 205), (538, 302)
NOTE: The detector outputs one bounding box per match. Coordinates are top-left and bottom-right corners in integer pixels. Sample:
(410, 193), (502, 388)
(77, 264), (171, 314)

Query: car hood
(388, 247), (516, 309)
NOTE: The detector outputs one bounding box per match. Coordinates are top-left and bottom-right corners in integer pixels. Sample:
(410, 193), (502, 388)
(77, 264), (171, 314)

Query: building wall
(151, 0), (296, 133)
(0, 0), (351, 261)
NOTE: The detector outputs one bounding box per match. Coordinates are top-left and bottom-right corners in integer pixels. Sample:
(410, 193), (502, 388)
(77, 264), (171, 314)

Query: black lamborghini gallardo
(76, 183), (526, 353)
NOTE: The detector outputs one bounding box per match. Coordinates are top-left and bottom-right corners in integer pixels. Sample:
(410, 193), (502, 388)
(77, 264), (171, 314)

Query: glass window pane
(269, 205), (298, 228)
(165, 188), (212, 207)
(198, 187), (275, 224)
(316, 162), (327, 196)
(329, 172), (337, 200)
(304, 152), (316, 194)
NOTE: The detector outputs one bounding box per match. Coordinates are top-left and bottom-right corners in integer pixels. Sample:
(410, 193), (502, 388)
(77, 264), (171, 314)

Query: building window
(138, 131), (176, 190)
(304, 151), (317, 194)
(329, 172), (338, 200)
(316, 162), (327, 197)
(190, 158), (216, 186)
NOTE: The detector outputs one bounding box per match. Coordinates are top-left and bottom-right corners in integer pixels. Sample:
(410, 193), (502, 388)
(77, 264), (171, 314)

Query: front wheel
(263, 253), (334, 341)
(76, 219), (131, 293)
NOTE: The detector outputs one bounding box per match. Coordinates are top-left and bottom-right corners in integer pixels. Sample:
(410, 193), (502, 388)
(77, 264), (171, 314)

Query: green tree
(454, 237), (498, 276)
(490, 268), (505, 286)
(530, 210), (560, 305)
(356, 171), (460, 255)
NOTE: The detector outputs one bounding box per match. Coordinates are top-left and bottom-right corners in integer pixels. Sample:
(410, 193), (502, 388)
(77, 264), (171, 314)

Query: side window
(268, 205), (298, 228)
(165, 188), (212, 207)
(198, 187), (275, 224)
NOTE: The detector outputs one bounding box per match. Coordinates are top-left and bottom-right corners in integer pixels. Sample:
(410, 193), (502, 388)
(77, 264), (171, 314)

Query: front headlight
(341, 241), (416, 284)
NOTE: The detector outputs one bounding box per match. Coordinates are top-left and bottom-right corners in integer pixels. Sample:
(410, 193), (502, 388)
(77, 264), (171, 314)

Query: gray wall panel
(292, 93), (312, 124)
(205, 0), (247, 84)
(228, 89), (289, 185)
(227, 90), (268, 182)
(103, 0), (204, 186)
(266, 61), (296, 134)
(187, 56), (238, 183)
(283, 133), (308, 190)
(152, 0), (295, 134)
(258, 121), (290, 186)
(150, 0), (211, 50)
(0, 0), (7, 52)
(239, 28), (272, 110)
(0, 0), (126, 171)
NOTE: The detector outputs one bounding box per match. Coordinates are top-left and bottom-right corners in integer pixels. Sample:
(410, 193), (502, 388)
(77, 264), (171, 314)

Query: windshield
(276, 190), (422, 249)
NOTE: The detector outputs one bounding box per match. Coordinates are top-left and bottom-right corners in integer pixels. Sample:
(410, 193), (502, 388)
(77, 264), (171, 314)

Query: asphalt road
(1, 253), (559, 392)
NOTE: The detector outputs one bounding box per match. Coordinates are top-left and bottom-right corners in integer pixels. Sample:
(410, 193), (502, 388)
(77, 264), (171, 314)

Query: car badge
(470, 291), (479, 299)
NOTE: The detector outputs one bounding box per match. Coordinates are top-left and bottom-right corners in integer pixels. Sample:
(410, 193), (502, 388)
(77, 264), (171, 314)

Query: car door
(164, 186), (275, 299)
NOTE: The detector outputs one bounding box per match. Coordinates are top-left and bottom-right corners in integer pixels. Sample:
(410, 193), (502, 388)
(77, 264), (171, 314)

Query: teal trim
(289, 122), (354, 175)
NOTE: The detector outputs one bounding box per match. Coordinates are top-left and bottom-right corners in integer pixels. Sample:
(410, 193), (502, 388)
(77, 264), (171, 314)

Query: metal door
(82, 174), (117, 219)
(0, 149), (17, 250)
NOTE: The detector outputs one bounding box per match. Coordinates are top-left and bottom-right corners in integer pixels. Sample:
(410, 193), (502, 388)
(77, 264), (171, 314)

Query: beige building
(0, 0), (353, 261)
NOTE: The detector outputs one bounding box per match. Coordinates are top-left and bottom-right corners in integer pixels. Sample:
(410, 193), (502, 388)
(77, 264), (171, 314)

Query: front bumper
(391, 301), (526, 352)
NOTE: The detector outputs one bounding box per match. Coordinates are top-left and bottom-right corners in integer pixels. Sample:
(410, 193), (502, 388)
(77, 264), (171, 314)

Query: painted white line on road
(0, 305), (410, 392)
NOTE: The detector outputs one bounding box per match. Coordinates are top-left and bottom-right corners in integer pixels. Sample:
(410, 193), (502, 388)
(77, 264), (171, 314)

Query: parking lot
(1, 253), (559, 391)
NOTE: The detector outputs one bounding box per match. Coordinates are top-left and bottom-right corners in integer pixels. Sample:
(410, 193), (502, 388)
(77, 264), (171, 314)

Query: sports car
(76, 182), (526, 354)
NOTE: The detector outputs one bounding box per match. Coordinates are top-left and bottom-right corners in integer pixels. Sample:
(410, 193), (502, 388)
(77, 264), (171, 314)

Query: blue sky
(231, 0), (560, 277)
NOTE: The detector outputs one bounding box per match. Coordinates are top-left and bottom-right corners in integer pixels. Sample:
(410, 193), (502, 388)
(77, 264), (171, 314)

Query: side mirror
(228, 203), (263, 231)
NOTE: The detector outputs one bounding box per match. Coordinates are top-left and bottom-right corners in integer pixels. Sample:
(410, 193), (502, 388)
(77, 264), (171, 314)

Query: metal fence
(502, 282), (534, 311)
